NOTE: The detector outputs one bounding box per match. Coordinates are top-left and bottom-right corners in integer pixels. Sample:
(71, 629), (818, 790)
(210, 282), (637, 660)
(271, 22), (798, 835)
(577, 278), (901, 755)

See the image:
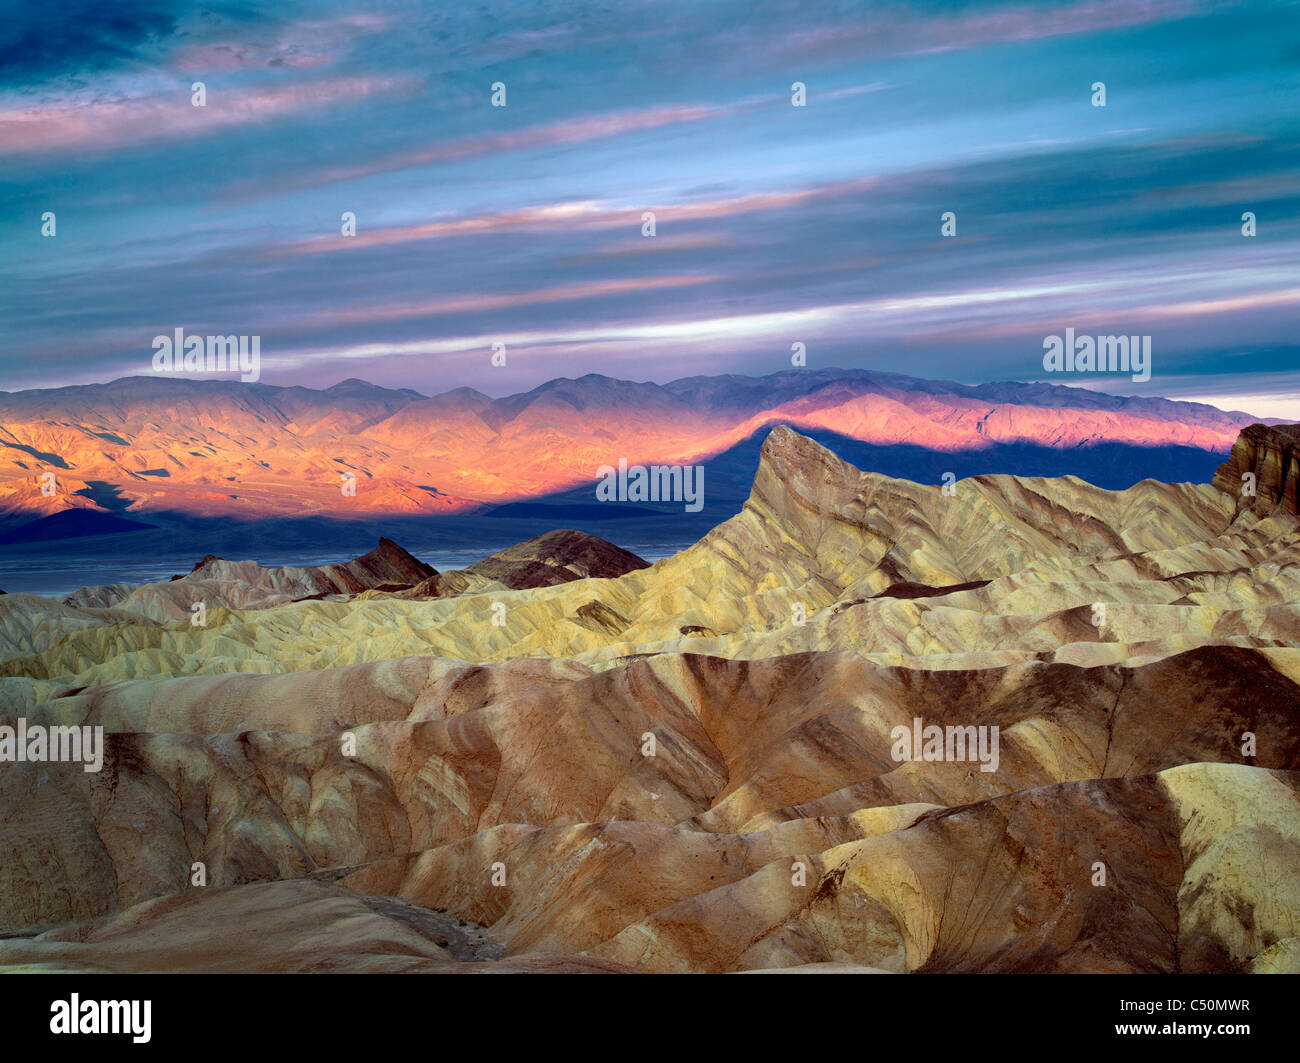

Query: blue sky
(2, 0), (1298, 414)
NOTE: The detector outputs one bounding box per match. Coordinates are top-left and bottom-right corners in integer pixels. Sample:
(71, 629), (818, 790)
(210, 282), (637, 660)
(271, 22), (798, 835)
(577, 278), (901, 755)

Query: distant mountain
(0, 369), (1273, 536)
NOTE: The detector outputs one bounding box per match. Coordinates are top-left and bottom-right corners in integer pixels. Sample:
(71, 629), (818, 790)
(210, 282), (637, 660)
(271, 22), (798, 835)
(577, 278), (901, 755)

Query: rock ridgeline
(464, 529), (652, 589)
(62, 536), (438, 617)
(394, 529), (653, 598)
(60, 531), (648, 620)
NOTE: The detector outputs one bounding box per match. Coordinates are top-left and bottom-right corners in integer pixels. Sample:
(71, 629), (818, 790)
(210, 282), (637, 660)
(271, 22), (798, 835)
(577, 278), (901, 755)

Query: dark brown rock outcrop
(1213, 422), (1300, 517)
(465, 529), (650, 589)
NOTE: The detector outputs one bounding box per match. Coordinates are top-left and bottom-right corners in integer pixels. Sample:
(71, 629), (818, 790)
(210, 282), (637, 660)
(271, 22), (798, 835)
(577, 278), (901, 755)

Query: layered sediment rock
(463, 529), (651, 589)
(1213, 422), (1300, 517)
(62, 537), (436, 620)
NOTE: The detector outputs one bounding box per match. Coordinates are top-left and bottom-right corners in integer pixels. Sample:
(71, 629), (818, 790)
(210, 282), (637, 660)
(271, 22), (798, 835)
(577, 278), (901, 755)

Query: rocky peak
(346, 537), (438, 586)
(753, 425), (859, 497)
(466, 529), (649, 589)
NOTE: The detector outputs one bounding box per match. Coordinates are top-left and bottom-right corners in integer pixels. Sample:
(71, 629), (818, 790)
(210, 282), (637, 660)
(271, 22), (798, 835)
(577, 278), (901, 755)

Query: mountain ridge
(1, 367), (1274, 422)
(0, 369), (1280, 529)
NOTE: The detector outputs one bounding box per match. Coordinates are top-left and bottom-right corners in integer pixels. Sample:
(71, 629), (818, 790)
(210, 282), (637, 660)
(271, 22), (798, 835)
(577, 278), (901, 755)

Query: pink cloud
(273, 103), (730, 192)
(276, 177), (877, 257)
(900, 287), (1300, 345)
(761, 0), (1198, 65)
(908, 0), (1200, 54)
(0, 74), (418, 155)
(314, 275), (723, 325)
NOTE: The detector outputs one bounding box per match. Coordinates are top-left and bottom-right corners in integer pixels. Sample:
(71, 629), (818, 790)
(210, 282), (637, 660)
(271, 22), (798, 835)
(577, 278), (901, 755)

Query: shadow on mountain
(0, 427), (1229, 565)
(478, 426), (1231, 530)
(0, 509), (156, 545)
(73, 481), (134, 512)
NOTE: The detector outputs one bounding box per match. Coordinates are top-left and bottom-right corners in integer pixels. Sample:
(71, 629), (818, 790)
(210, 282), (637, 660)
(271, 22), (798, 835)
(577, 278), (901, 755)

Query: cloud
(0, 74), (420, 155)
(1, 0), (1296, 408)
(905, 0), (1203, 54)
(236, 102), (735, 196)
(313, 275), (723, 326)
(764, 0), (1201, 63)
(167, 13), (392, 73)
(273, 178), (877, 256)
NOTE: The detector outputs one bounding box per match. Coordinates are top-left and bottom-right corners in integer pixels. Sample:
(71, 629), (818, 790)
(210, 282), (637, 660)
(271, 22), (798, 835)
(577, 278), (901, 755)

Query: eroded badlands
(1, 426), (1297, 973)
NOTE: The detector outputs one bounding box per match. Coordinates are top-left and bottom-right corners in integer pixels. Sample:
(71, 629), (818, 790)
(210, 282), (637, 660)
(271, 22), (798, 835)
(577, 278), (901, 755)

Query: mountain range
(0, 370), (1274, 545)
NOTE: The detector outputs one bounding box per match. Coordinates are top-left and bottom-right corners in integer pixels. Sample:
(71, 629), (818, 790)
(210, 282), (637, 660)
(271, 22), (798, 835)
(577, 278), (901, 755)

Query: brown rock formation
(61, 537), (437, 619)
(464, 529), (650, 589)
(1213, 422), (1300, 517)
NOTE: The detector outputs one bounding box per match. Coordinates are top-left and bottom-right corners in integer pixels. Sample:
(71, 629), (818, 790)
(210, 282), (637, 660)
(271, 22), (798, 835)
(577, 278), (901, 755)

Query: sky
(2, 0), (1298, 415)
